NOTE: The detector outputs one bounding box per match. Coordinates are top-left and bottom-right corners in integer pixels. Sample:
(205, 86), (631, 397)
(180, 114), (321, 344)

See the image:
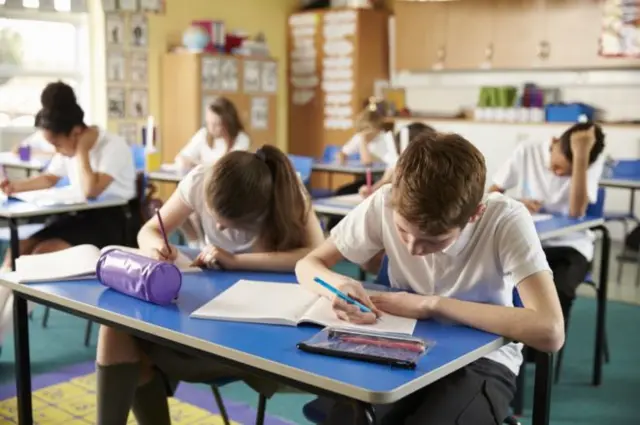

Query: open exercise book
(14, 244), (201, 283)
(191, 280), (417, 335)
(10, 186), (87, 207)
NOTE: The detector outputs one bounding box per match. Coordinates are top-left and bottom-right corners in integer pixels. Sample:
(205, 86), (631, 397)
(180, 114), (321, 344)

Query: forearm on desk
(234, 247), (316, 272)
(12, 174), (58, 192)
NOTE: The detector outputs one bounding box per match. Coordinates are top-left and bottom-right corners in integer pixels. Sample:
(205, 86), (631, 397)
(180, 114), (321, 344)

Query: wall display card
(102, 0), (116, 11)
(291, 59), (316, 75)
(323, 68), (353, 80)
(117, 122), (138, 145)
(322, 80), (354, 93)
(128, 88), (149, 119)
(325, 105), (352, 119)
(289, 13), (318, 27)
(243, 61), (261, 93)
(118, 0), (138, 11)
(140, 0), (163, 13)
(291, 46), (317, 61)
(324, 118), (353, 130)
(323, 10), (357, 24)
(292, 89), (315, 105)
(323, 56), (353, 69)
(201, 56), (221, 90)
(202, 95), (219, 125)
(325, 92), (352, 105)
(291, 75), (320, 89)
(105, 14), (125, 46)
(219, 57), (239, 92)
(106, 51), (126, 83)
(323, 40), (354, 56)
(107, 87), (126, 119)
(130, 14), (148, 48)
(261, 61), (277, 93)
(129, 52), (148, 84)
(323, 22), (356, 40)
(250, 97), (269, 130)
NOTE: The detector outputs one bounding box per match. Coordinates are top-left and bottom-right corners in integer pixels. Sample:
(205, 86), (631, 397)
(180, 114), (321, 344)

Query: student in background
(296, 132), (564, 425)
(0, 81), (136, 347)
(175, 96), (250, 170)
(94, 145), (324, 425)
(489, 122), (605, 323)
(358, 121), (436, 199)
(11, 130), (56, 156)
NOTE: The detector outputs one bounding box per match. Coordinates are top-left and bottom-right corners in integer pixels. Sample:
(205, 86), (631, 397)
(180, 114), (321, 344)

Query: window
(0, 2), (90, 129)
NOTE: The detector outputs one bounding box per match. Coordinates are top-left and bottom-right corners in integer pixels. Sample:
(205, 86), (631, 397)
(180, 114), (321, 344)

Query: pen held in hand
(155, 208), (171, 255)
(313, 277), (373, 314)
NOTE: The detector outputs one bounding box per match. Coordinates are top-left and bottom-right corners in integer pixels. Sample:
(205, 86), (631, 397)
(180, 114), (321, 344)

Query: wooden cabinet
(492, 0), (545, 69)
(445, 0), (495, 70)
(394, 1), (447, 72)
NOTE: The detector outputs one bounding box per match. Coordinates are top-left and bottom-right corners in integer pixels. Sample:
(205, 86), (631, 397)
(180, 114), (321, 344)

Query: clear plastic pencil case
(297, 327), (433, 369)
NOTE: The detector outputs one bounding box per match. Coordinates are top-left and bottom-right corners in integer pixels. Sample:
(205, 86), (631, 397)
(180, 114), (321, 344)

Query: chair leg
(210, 386), (231, 425)
(512, 350), (525, 416)
(256, 394), (267, 425)
(603, 330), (610, 364)
(616, 251), (624, 284)
(554, 346), (565, 384)
(42, 307), (51, 328)
(84, 321), (93, 347)
(635, 250), (640, 287)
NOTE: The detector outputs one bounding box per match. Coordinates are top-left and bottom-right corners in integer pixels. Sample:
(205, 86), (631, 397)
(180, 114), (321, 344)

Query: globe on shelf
(182, 25), (210, 52)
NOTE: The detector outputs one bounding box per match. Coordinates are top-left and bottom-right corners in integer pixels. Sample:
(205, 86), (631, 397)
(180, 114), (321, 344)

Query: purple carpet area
(0, 361), (296, 425)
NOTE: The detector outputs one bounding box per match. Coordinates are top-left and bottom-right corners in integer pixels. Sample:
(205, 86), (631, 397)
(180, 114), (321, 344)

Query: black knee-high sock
(96, 363), (141, 425)
(131, 371), (171, 425)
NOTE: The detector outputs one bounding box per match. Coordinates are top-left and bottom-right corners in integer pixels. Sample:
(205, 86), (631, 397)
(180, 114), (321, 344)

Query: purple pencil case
(96, 248), (182, 305)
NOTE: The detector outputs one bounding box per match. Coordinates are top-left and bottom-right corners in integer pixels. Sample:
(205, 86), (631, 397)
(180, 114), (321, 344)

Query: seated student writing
(11, 130), (56, 156)
(175, 96), (250, 171)
(358, 121), (435, 199)
(0, 81), (136, 349)
(296, 132), (565, 425)
(489, 122), (605, 323)
(94, 145), (324, 425)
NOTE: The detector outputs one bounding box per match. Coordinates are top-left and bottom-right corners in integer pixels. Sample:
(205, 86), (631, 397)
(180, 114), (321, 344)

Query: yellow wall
(147, 0), (298, 151)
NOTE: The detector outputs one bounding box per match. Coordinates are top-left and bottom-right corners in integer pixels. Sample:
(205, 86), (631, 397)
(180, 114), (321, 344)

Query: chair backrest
(612, 159), (640, 178)
(131, 144), (146, 172)
(288, 154), (314, 185)
(375, 255), (391, 287)
(585, 186), (606, 218)
(322, 145), (359, 162)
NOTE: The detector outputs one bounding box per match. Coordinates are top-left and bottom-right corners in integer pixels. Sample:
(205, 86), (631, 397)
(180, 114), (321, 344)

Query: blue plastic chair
(131, 144), (146, 172)
(312, 145), (362, 199)
(288, 154), (314, 186)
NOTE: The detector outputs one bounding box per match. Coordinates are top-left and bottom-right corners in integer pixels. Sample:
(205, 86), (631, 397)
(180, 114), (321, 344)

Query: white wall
(390, 67), (640, 242)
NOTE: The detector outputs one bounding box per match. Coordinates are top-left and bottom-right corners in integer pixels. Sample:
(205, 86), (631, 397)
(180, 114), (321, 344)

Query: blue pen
(313, 277), (373, 314)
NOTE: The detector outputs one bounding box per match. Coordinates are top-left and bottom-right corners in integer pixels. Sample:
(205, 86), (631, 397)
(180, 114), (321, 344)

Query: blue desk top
(0, 196), (129, 219)
(312, 160), (387, 174)
(4, 271), (504, 403)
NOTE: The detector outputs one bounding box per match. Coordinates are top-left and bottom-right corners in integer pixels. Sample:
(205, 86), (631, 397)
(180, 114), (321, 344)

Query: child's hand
(370, 292), (436, 320)
(570, 125), (596, 155)
(0, 180), (14, 196)
(191, 245), (236, 269)
(332, 280), (380, 325)
(521, 199), (543, 213)
(147, 243), (178, 263)
(76, 131), (96, 154)
(358, 185), (373, 198)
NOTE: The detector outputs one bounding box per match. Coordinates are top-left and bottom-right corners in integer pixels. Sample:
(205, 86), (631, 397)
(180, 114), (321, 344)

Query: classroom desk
(312, 160), (387, 176)
(0, 152), (49, 176)
(313, 196), (611, 387)
(600, 173), (640, 221)
(147, 170), (183, 184)
(1, 270), (553, 425)
(0, 196), (130, 270)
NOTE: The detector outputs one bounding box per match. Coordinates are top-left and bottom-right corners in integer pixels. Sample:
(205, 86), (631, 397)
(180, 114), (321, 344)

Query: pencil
(366, 166), (372, 190)
(155, 208), (171, 253)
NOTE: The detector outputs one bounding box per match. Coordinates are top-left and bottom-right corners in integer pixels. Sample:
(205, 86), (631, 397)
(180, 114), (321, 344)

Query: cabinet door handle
(538, 41), (550, 60)
(437, 45), (446, 61)
(485, 43), (494, 60)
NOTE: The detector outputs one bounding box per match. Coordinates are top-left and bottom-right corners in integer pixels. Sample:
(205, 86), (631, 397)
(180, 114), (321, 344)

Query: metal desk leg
(9, 218), (19, 271)
(359, 402), (376, 425)
(594, 224), (610, 386)
(532, 352), (552, 425)
(13, 294), (33, 425)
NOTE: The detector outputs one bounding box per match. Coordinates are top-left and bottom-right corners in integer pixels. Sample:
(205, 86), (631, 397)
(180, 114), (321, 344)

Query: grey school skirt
(135, 246), (285, 398)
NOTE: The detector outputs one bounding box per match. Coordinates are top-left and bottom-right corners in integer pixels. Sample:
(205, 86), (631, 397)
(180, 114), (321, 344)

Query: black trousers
(324, 358), (517, 425)
(327, 177), (367, 231)
(543, 246), (590, 321)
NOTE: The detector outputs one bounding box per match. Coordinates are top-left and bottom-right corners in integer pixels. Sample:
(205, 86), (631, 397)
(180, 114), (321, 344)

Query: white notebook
(14, 244), (200, 283)
(190, 280), (417, 335)
(12, 186), (87, 207)
(532, 213), (553, 222)
(328, 194), (363, 206)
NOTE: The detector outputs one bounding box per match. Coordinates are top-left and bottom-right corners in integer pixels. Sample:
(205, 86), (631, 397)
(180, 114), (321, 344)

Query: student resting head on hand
(93, 144), (325, 425)
(296, 131), (564, 425)
(175, 96), (250, 171)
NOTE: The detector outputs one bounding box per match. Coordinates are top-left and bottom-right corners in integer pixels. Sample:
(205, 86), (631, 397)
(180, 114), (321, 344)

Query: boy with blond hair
(296, 132), (564, 424)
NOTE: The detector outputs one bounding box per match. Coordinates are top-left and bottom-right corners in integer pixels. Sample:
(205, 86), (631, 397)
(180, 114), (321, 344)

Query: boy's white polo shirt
(330, 186), (551, 375)
(492, 140), (604, 261)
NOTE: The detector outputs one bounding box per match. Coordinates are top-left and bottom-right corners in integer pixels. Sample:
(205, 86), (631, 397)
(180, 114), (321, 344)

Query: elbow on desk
(531, 321), (565, 354)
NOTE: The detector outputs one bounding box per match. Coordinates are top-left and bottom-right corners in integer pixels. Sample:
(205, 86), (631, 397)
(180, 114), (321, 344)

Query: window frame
(0, 7), (91, 132)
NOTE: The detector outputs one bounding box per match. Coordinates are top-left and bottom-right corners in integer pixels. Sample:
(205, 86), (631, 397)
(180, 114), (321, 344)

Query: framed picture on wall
(118, 0), (138, 12)
(102, 0), (116, 11)
(129, 52), (148, 84)
(140, 0), (164, 13)
(128, 88), (149, 119)
(105, 14), (125, 46)
(107, 87), (126, 119)
(201, 56), (221, 91)
(130, 14), (148, 48)
(106, 50), (126, 83)
(219, 57), (239, 92)
(243, 60), (261, 93)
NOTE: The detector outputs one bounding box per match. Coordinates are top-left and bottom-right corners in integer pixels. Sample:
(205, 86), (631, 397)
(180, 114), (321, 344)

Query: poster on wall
(251, 97), (269, 130)
(130, 14), (148, 48)
(118, 0), (138, 12)
(107, 87), (126, 119)
(105, 14), (125, 46)
(102, 0), (116, 11)
(117, 122), (138, 145)
(201, 57), (221, 90)
(129, 52), (148, 84)
(106, 51), (126, 83)
(601, 0), (640, 57)
(261, 61), (277, 93)
(140, 0), (164, 13)
(243, 60), (261, 93)
(219, 57), (239, 92)
(128, 88), (149, 119)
